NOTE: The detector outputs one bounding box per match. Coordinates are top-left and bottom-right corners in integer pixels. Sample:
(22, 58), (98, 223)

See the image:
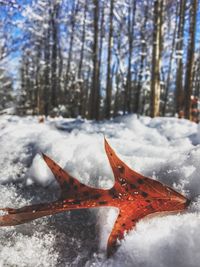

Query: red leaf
(0, 139), (190, 256)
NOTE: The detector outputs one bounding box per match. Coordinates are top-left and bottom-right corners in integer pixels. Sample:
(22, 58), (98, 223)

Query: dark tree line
(0, 0), (200, 120)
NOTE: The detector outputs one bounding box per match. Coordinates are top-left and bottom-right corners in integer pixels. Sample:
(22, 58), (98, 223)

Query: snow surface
(0, 114), (200, 267)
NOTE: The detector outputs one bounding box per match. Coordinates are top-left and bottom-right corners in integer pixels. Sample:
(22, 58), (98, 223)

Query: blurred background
(0, 0), (200, 121)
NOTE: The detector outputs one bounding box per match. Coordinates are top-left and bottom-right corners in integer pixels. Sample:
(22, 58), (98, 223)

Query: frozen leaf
(0, 139), (190, 257)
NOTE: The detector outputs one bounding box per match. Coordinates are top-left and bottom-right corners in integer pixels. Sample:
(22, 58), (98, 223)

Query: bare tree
(89, 0), (100, 120)
(65, 0), (79, 88)
(175, 0), (186, 116)
(51, 1), (60, 109)
(105, 0), (114, 118)
(150, 0), (163, 117)
(162, 1), (179, 116)
(43, 9), (51, 116)
(135, 3), (148, 114)
(125, 0), (136, 114)
(184, 0), (198, 119)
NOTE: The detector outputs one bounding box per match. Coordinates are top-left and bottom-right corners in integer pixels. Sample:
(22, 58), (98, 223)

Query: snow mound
(0, 114), (200, 267)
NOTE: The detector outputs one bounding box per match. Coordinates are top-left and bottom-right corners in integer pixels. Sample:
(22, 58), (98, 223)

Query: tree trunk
(51, 2), (60, 109)
(78, 0), (87, 79)
(43, 20), (51, 116)
(175, 0), (186, 116)
(150, 0), (163, 117)
(162, 1), (179, 116)
(135, 3), (148, 114)
(65, 0), (79, 87)
(105, 0), (114, 119)
(97, 0), (105, 120)
(78, 0), (88, 117)
(35, 44), (42, 115)
(57, 42), (63, 105)
(88, 0), (100, 120)
(125, 0), (136, 114)
(184, 0), (198, 120)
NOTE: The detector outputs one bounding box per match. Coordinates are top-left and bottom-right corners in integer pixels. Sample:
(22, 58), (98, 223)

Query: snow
(23, 6), (44, 22)
(0, 114), (200, 267)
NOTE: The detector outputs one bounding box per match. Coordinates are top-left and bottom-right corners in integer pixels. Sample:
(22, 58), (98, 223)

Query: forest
(0, 0), (199, 121)
(1, 1), (200, 266)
